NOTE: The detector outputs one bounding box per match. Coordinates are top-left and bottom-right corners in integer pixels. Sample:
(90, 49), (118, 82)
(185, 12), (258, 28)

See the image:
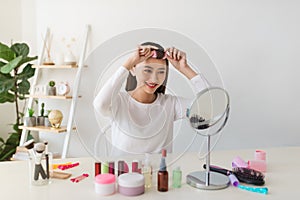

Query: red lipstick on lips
(145, 82), (158, 89)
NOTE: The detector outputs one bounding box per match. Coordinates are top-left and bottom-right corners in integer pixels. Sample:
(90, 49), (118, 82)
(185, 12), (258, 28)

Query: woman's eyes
(143, 70), (165, 74)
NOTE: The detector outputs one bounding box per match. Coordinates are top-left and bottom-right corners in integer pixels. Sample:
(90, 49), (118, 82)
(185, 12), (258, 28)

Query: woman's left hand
(165, 47), (197, 79)
(165, 47), (187, 71)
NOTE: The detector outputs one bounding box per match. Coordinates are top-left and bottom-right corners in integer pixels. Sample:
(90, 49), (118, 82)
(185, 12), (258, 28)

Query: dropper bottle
(157, 149), (168, 192)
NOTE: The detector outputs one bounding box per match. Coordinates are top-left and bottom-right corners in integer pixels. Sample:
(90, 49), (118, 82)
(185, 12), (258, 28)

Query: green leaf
(0, 56), (22, 74)
(17, 64), (35, 80)
(17, 79), (30, 95)
(0, 91), (15, 103)
(0, 42), (15, 61)
(0, 61), (6, 67)
(11, 43), (29, 57)
(6, 132), (20, 146)
(0, 73), (14, 93)
(0, 144), (17, 161)
(19, 56), (38, 66)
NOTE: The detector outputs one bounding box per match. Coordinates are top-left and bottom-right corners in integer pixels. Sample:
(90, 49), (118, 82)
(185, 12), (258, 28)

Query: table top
(1, 146), (299, 200)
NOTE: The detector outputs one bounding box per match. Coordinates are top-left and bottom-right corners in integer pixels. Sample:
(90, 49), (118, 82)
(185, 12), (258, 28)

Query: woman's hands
(123, 45), (157, 70)
(123, 45), (197, 79)
(165, 47), (197, 79)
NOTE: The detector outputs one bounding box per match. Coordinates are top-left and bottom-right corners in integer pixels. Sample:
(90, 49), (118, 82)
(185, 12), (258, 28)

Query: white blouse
(93, 66), (209, 156)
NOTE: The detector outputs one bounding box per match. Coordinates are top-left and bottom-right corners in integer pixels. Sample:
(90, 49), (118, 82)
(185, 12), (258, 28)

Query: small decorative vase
(44, 117), (51, 127)
(37, 116), (45, 126)
(24, 117), (36, 127)
(48, 110), (63, 128)
(48, 86), (56, 96)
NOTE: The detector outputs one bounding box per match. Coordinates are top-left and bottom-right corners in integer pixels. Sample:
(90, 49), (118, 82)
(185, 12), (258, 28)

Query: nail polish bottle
(95, 162), (101, 176)
(102, 161), (109, 174)
(157, 149), (168, 192)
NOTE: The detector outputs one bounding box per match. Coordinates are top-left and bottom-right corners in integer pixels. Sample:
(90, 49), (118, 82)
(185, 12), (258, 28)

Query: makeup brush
(34, 143), (47, 180)
(23, 139), (35, 157)
(44, 141), (49, 179)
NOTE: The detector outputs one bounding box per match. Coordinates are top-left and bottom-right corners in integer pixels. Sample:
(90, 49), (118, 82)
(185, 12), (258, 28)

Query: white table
(1, 147), (299, 199)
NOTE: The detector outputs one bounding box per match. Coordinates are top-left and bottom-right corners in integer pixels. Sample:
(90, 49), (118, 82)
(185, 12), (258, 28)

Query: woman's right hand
(123, 45), (158, 70)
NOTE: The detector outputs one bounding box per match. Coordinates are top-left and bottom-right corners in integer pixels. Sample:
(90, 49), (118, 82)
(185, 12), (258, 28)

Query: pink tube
(255, 150), (266, 161)
(248, 160), (267, 172)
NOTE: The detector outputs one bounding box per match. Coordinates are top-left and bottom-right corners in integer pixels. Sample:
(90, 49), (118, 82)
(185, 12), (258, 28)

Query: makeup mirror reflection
(187, 87), (230, 136)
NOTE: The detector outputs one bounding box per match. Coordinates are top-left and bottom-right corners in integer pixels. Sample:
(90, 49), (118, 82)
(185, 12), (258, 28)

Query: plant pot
(44, 117), (51, 127)
(24, 116), (36, 127)
(48, 87), (56, 96)
(37, 116), (45, 126)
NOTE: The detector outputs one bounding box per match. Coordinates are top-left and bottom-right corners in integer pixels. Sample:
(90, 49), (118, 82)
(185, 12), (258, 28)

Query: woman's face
(133, 58), (167, 94)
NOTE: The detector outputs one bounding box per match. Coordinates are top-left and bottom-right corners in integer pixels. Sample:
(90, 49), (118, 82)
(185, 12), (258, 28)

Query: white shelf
(25, 95), (82, 99)
(19, 125), (76, 133)
(32, 65), (78, 69)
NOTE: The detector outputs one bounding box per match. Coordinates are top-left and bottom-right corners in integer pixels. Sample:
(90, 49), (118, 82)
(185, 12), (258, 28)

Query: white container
(95, 174), (116, 196)
(118, 173), (145, 196)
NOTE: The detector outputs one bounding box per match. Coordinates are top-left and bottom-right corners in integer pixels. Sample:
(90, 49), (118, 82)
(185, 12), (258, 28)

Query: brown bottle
(157, 156), (168, 192)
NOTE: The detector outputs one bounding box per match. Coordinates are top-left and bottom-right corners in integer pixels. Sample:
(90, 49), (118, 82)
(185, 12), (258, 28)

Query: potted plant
(48, 80), (56, 95)
(44, 110), (52, 127)
(0, 42), (37, 161)
(37, 103), (45, 126)
(24, 108), (36, 127)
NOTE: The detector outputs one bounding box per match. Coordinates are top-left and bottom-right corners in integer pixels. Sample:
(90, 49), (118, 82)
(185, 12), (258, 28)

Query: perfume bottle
(157, 149), (168, 192)
(142, 154), (152, 188)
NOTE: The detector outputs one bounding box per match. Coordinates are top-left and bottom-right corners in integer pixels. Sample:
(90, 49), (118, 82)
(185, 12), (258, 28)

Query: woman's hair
(125, 42), (169, 94)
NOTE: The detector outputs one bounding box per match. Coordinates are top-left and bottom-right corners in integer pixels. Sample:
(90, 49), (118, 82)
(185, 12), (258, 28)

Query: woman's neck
(129, 89), (157, 104)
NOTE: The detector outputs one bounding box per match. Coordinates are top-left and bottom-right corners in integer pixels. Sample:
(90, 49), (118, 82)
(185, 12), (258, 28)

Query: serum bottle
(157, 149), (168, 192)
(142, 154), (152, 188)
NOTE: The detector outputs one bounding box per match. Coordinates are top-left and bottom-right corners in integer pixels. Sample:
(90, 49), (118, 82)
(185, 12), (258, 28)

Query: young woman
(93, 42), (210, 156)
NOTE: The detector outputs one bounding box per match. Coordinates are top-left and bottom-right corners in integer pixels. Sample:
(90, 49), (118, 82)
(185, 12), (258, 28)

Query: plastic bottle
(172, 166), (182, 188)
(142, 154), (152, 188)
(157, 149), (168, 192)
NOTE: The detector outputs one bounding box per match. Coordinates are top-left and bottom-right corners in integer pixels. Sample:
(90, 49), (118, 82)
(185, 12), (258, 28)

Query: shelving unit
(19, 126), (76, 133)
(32, 64), (78, 69)
(19, 25), (90, 158)
(25, 95), (81, 99)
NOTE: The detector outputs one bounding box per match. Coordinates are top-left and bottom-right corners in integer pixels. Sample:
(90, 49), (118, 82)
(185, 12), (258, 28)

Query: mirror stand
(186, 135), (230, 190)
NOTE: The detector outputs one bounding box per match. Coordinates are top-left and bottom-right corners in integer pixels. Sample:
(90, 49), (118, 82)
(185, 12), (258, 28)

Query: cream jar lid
(95, 174), (116, 184)
(118, 173), (144, 187)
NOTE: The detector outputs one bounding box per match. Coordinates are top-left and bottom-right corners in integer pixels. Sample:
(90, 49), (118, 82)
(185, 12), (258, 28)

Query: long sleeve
(93, 66), (129, 118)
(174, 73), (211, 120)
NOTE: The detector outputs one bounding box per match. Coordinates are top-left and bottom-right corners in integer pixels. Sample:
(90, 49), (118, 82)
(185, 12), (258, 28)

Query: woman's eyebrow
(144, 66), (166, 70)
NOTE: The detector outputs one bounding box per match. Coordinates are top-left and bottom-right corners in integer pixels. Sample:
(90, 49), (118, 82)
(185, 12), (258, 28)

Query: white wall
(0, 0), (22, 140)
(3, 0), (299, 157)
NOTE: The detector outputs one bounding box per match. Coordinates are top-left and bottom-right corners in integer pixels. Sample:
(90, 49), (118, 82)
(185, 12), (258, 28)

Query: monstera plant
(0, 42), (37, 161)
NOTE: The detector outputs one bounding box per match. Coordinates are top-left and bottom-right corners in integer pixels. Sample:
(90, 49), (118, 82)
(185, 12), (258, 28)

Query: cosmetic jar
(95, 174), (116, 195)
(118, 173), (145, 196)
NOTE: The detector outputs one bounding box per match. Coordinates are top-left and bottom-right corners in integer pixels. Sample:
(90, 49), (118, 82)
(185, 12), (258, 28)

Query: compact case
(118, 173), (145, 196)
(95, 174), (116, 195)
